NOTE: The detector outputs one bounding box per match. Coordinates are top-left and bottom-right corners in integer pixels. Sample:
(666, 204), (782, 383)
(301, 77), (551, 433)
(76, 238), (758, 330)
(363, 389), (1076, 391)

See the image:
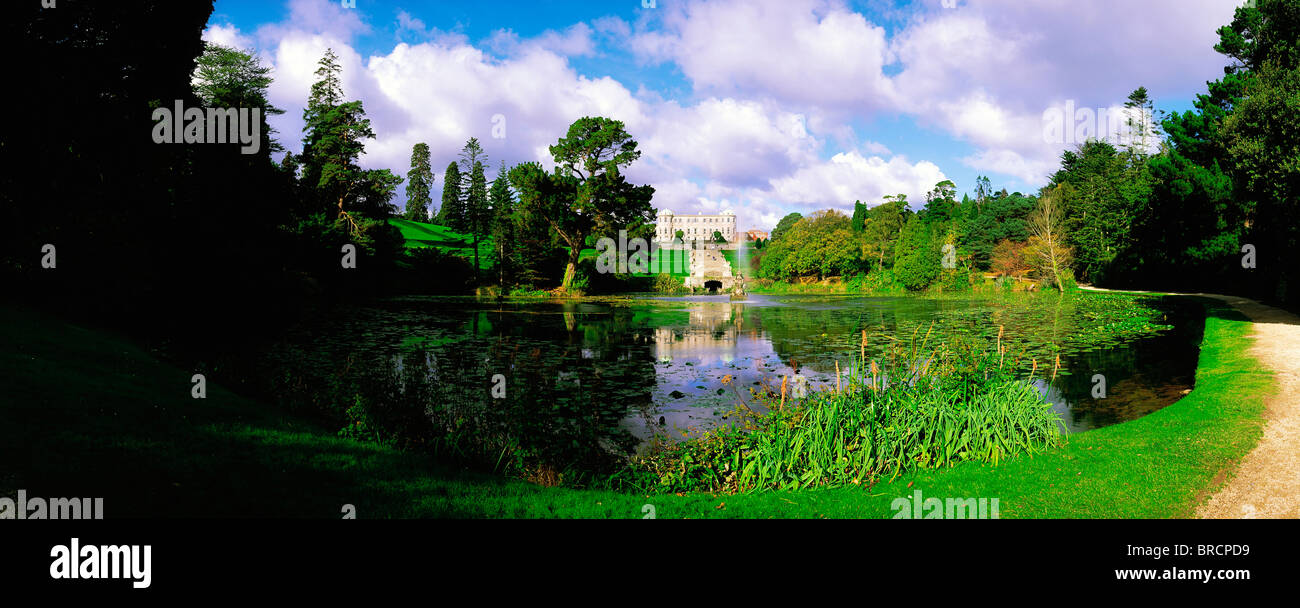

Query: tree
(405, 143), (433, 221)
(465, 159), (489, 279)
(770, 212), (803, 243)
(1027, 185), (1074, 292)
(300, 48), (386, 226)
(919, 180), (958, 224)
(860, 194), (910, 271)
(489, 161), (516, 288)
(1123, 86), (1158, 154)
(711, 230), (727, 244)
(893, 215), (940, 290)
(516, 116), (655, 291)
(758, 211), (858, 281)
(1222, 60), (1300, 299)
(192, 42), (283, 157)
(1050, 139), (1150, 283)
(437, 162), (463, 229)
(974, 175), (993, 209)
(991, 239), (1030, 278)
(456, 137), (492, 278)
(850, 200), (868, 232)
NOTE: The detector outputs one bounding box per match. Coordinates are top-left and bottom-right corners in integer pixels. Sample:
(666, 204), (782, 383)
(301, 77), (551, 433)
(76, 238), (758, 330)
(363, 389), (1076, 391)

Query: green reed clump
(636, 328), (1063, 492)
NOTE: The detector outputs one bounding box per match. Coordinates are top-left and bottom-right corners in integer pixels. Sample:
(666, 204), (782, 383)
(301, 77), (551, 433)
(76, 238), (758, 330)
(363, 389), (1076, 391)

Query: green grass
(389, 218), (494, 270)
(634, 247), (691, 278)
(0, 297), (1271, 518)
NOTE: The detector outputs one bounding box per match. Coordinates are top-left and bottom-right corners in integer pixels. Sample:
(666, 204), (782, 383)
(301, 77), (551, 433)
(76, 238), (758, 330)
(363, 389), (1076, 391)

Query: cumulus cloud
(770, 151), (947, 212)
(202, 23), (253, 50)
(632, 0), (896, 110)
(225, 0), (1238, 229)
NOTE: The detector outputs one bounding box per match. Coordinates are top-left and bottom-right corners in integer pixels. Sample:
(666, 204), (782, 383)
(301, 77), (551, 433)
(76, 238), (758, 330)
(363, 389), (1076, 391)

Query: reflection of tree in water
(1048, 298), (1202, 432)
(461, 303), (658, 466)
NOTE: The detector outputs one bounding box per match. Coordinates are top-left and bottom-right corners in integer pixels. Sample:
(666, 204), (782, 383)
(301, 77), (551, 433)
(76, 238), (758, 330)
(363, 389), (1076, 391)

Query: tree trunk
(562, 246), (581, 292)
(472, 232), (480, 285)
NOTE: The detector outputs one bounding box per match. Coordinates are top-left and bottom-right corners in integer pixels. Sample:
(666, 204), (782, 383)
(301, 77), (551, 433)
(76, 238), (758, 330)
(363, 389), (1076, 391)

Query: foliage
(893, 215), (941, 290)
(991, 239), (1031, 278)
(437, 162), (463, 229)
(404, 143), (433, 221)
(770, 212), (803, 244)
(757, 210), (860, 281)
(636, 330), (1062, 492)
(1049, 139), (1150, 284)
(860, 195), (911, 271)
(1025, 185), (1074, 292)
(513, 117), (656, 292)
(192, 41), (283, 155)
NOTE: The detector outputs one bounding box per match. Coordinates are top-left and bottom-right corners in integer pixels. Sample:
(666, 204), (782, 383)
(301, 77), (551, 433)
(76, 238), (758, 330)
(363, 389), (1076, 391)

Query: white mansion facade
(654, 210), (737, 244)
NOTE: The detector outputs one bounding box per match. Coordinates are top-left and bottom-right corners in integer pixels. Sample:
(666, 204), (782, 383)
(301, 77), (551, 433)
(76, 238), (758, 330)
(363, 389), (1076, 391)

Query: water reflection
(272, 293), (1203, 458)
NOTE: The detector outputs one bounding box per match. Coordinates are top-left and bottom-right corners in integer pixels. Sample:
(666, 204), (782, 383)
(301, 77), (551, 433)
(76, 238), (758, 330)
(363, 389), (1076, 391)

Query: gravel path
(1194, 295), (1300, 519)
(1078, 287), (1299, 518)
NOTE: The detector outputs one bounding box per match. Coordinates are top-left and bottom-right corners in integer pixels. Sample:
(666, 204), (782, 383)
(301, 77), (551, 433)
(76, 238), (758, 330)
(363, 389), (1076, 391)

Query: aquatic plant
(635, 327), (1063, 492)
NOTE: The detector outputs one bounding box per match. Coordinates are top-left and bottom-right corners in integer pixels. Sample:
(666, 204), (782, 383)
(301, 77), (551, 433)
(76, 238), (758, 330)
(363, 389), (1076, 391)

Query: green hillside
(390, 218), (494, 270)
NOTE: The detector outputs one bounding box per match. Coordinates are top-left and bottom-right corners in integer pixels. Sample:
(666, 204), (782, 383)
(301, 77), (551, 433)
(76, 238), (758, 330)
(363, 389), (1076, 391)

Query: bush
(653, 273), (685, 293)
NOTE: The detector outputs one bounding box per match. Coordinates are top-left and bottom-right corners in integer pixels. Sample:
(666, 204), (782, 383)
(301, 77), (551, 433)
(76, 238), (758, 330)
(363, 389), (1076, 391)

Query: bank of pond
(264, 290), (1206, 493)
(1, 291), (1268, 517)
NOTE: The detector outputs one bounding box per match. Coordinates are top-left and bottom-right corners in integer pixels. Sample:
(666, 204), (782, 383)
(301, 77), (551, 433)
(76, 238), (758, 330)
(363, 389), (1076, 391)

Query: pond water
(270, 292), (1204, 458)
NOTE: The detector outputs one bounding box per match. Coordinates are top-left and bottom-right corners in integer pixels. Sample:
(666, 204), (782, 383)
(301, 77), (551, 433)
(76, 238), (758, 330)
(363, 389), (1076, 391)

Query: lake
(268, 292), (1203, 460)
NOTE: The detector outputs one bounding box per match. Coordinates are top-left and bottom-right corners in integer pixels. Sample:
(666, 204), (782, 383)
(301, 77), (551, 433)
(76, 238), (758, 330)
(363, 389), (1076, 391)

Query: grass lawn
(0, 297), (1270, 518)
(636, 247), (691, 278)
(389, 218), (494, 270)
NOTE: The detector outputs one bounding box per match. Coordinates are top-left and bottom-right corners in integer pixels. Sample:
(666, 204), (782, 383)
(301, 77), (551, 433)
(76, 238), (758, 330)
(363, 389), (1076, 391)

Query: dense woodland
(3, 0), (1299, 353)
(756, 0), (1300, 302)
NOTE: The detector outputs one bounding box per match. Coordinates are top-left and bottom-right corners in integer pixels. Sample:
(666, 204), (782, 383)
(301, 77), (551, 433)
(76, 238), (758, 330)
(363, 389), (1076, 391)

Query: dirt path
(1193, 295), (1300, 519)
(1079, 286), (1300, 518)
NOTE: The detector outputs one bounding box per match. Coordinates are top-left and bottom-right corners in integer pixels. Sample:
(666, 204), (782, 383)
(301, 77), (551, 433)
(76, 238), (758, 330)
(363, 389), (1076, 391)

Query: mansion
(654, 210), (738, 245)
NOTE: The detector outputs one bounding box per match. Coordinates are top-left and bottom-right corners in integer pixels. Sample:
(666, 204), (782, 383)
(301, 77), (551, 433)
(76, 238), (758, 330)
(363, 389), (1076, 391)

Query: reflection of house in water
(653, 302), (747, 363)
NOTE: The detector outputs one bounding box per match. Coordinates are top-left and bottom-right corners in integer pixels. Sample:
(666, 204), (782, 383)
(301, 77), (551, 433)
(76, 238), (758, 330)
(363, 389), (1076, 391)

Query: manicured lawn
(637, 247), (691, 278)
(389, 218), (494, 270)
(0, 297), (1270, 518)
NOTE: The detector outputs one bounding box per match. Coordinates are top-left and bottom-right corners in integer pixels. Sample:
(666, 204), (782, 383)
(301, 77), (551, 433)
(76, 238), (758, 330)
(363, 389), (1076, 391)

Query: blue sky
(206, 0), (1244, 231)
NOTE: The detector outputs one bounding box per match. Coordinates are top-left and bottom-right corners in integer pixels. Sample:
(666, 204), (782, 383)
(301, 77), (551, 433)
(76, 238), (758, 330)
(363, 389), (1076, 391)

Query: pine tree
(466, 159), (489, 279)
(299, 48), (376, 222)
(456, 138), (490, 280)
(405, 142), (433, 221)
(437, 162), (462, 228)
(489, 161), (515, 288)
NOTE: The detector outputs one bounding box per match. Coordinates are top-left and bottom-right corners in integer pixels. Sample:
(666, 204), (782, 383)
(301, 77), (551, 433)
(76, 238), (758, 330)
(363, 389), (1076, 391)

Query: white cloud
(231, 0), (1239, 229)
(202, 23), (253, 50)
(770, 151), (947, 212)
(631, 0), (896, 110)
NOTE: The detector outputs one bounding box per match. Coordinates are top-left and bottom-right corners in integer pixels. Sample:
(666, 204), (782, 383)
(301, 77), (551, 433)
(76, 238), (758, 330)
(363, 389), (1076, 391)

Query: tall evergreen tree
(489, 161), (516, 288)
(438, 161), (463, 229)
(850, 200), (868, 232)
(405, 142), (433, 221)
(299, 48), (377, 222)
(465, 159), (489, 279)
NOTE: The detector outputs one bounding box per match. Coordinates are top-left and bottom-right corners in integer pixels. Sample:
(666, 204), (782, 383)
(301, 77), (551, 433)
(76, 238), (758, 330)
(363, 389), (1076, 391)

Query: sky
(204, 0), (1245, 232)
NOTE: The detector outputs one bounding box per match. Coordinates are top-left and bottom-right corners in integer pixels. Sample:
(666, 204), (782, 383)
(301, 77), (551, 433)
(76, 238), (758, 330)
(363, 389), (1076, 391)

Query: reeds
(640, 327), (1064, 493)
